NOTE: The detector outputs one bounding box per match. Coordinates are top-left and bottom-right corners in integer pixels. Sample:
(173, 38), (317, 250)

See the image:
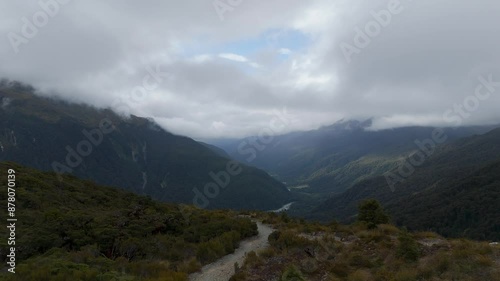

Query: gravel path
(189, 221), (275, 281)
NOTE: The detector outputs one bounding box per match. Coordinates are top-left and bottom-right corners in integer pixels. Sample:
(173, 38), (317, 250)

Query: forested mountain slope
(0, 81), (290, 210)
(312, 128), (500, 240)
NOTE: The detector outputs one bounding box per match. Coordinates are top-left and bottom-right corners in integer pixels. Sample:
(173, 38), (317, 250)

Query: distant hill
(213, 119), (494, 195)
(312, 128), (500, 240)
(0, 80), (291, 210)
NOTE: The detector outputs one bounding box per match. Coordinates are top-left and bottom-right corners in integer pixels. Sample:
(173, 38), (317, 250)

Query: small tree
(357, 199), (390, 229)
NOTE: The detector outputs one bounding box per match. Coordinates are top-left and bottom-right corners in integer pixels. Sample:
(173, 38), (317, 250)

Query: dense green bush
(280, 266), (306, 281)
(268, 231), (309, 251)
(396, 229), (420, 262)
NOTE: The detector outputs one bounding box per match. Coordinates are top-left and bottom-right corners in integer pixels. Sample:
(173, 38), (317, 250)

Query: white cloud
(249, 62), (261, 68)
(278, 48), (292, 55)
(218, 53), (260, 68)
(0, 0), (499, 139)
(191, 54), (214, 63)
(218, 53), (249, 62)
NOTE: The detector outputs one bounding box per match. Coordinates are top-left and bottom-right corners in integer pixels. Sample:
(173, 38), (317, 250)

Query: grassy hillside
(0, 81), (291, 210)
(232, 212), (500, 281)
(0, 162), (258, 280)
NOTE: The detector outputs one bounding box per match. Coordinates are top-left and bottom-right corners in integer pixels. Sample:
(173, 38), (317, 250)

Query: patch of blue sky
(182, 28), (311, 59)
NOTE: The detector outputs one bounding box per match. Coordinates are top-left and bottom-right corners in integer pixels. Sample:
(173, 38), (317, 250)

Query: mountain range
(0, 80), (291, 211)
(211, 119), (500, 240)
(212, 119), (495, 195)
(2, 80), (499, 241)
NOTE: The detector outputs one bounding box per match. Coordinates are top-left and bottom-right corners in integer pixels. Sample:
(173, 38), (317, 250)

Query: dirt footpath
(189, 222), (275, 281)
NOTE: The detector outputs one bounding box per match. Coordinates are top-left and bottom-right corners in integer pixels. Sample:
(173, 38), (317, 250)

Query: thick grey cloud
(1, 0), (499, 139)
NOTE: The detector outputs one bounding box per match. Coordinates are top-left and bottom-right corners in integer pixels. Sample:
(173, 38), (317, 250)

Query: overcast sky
(1, 0), (500, 139)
